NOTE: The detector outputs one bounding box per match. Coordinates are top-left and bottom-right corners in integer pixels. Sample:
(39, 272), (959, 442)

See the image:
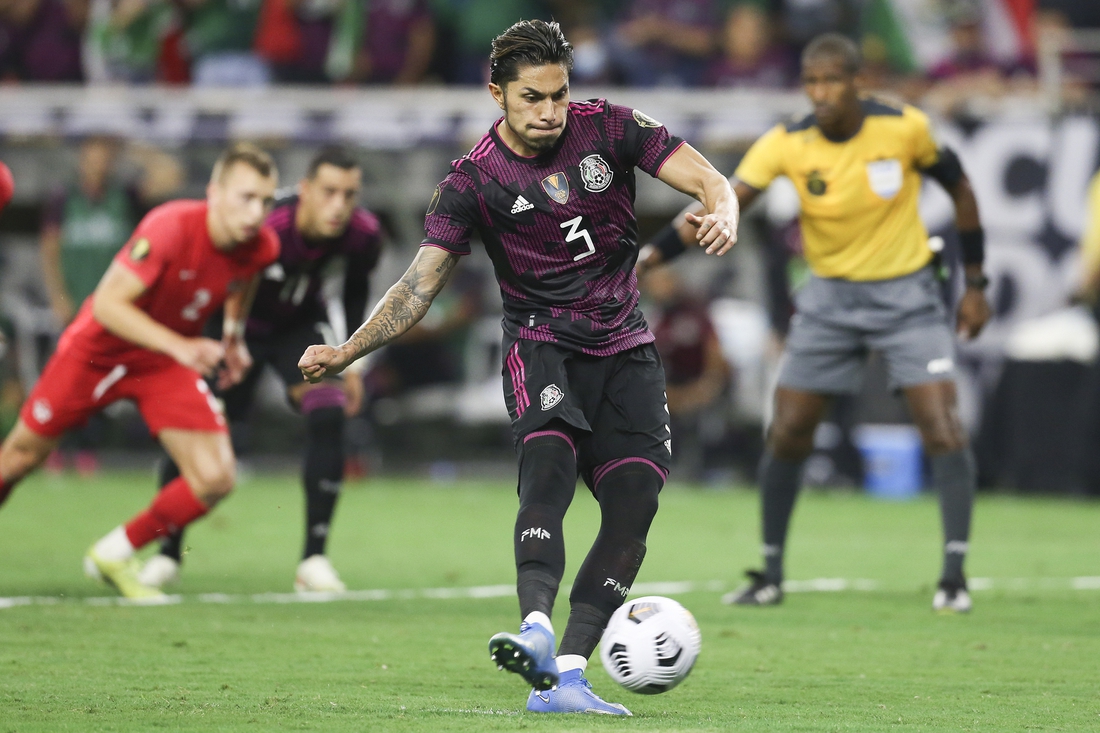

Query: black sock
(759, 450), (803, 584)
(559, 463), (661, 659)
(156, 458), (185, 563)
(932, 449), (975, 584)
(303, 406), (345, 559)
(514, 429), (577, 618)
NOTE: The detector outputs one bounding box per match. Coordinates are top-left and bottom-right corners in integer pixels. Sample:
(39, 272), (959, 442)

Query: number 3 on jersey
(561, 216), (596, 262)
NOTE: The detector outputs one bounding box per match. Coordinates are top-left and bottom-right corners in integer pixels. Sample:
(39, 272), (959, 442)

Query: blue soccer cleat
(526, 668), (632, 715)
(488, 621), (559, 691)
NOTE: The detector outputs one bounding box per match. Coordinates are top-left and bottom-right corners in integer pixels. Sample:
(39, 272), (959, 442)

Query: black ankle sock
(303, 406), (345, 559)
(932, 449), (975, 584)
(759, 450), (803, 584)
(556, 602), (609, 659)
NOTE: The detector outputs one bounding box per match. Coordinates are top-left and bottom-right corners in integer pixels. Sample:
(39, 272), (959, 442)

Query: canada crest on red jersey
(579, 154), (613, 193)
(541, 172), (570, 205)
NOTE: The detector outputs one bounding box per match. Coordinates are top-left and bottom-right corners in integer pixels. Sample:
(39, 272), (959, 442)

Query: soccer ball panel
(599, 596), (701, 694)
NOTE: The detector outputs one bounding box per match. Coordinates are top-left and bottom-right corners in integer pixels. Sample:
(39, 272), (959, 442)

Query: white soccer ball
(599, 595), (702, 694)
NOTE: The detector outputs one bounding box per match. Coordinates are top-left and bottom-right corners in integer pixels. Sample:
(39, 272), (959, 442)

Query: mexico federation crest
(540, 384), (564, 411)
(632, 109), (661, 128)
(579, 154), (613, 193)
(129, 237), (151, 262)
(541, 172), (570, 205)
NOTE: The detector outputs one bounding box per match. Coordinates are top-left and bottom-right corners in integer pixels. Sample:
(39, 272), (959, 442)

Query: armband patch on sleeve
(129, 237), (151, 262)
(959, 228), (985, 266)
(652, 224), (686, 261)
(633, 109), (662, 128)
(922, 146), (964, 189)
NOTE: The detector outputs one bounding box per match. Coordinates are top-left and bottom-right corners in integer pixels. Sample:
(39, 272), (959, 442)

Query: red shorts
(20, 347), (227, 439)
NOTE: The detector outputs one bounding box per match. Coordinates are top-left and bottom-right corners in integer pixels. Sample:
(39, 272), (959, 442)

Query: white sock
(523, 611), (553, 636)
(92, 526), (135, 562)
(555, 654), (587, 673)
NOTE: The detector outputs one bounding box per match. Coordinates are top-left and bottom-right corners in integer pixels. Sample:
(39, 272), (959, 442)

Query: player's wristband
(959, 228), (985, 266)
(223, 318), (245, 339)
(651, 224), (686, 262)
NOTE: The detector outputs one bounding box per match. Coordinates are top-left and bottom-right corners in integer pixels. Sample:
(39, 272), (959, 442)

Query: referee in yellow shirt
(642, 34), (991, 612)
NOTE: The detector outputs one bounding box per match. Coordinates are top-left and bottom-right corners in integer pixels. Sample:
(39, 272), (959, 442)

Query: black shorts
(502, 338), (671, 490)
(222, 321), (336, 421)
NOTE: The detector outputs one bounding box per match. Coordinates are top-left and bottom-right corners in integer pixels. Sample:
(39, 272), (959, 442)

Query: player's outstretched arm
(299, 246), (460, 382)
(639, 179), (760, 274)
(655, 143), (740, 257)
(91, 262), (225, 375)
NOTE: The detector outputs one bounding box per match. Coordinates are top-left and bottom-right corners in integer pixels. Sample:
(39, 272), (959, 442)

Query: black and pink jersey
(249, 196), (382, 340)
(423, 99), (686, 355)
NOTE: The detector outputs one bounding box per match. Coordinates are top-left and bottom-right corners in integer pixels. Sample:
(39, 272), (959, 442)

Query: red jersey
(60, 200), (280, 365)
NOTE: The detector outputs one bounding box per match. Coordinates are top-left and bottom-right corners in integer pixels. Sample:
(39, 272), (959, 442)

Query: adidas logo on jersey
(511, 195), (534, 214)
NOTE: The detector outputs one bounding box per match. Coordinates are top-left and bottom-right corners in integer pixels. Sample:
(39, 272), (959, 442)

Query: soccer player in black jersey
(140, 147), (383, 594)
(299, 20), (738, 715)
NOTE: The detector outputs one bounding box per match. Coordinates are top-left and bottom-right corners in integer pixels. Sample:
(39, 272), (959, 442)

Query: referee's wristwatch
(964, 274), (990, 290)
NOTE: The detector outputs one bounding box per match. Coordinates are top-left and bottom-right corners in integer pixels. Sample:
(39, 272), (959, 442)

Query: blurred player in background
(642, 33), (990, 613)
(0, 143), (279, 600)
(299, 19), (738, 715)
(140, 146), (382, 593)
(39, 136), (183, 474)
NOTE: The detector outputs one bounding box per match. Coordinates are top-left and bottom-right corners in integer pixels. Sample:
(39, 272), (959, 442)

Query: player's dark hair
(802, 33), (862, 76)
(306, 146), (360, 179)
(212, 142), (276, 182)
(490, 19), (573, 87)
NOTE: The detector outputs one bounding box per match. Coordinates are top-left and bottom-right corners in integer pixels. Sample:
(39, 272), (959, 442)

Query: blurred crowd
(0, 0), (1096, 96)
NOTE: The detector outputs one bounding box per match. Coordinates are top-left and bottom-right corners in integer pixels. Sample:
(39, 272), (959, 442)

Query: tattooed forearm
(342, 247), (459, 362)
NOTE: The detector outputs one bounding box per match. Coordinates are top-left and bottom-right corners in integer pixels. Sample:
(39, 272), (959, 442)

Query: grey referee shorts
(777, 266), (957, 394)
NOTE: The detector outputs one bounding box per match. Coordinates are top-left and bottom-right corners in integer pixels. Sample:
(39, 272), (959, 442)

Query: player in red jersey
(0, 143), (280, 600)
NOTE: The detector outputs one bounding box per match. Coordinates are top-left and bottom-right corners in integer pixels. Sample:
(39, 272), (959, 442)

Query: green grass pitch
(1, 468), (1098, 731)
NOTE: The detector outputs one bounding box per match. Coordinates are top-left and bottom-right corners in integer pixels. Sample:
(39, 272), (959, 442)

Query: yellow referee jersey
(735, 98), (942, 282)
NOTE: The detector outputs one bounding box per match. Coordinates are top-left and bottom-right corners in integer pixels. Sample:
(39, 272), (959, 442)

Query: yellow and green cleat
(84, 548), (167, 602)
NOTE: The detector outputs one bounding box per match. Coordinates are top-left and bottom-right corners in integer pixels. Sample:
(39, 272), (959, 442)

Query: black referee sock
(156, 458), (185, 563)
(759, 450), (804, 585)
(932, 449), (976, 585)
(302, 406), (345, 560)
(514, 430), (577, 618)
(559, 463), (661, 659)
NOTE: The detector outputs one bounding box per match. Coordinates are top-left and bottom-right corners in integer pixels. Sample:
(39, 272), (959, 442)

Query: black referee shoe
(721, 570), (783, 606)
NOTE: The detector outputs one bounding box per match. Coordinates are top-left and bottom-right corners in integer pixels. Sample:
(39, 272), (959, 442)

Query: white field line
(1, 577), (1098, 610)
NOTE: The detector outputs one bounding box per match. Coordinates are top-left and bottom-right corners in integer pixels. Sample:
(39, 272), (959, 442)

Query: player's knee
(189, 462), (236, 503)
(919, 422), (966, 455)
(2, 448), (40, 484)
(518, 427), (577, 511)
(594, 460), (664, 535)
(297, 384), (346, 416)
(1, 432), (54, 482)
(768, 419), (816, 459)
